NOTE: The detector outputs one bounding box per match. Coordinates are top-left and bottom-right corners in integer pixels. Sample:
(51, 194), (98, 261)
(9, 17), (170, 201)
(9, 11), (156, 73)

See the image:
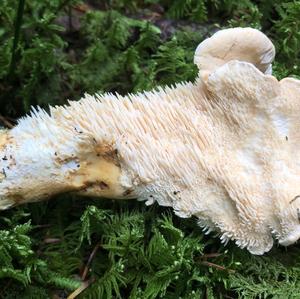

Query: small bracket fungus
(1, 27), (300, 255)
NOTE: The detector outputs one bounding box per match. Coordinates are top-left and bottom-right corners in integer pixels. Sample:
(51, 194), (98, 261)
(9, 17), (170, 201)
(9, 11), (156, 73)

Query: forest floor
(0, 1), (300, 298)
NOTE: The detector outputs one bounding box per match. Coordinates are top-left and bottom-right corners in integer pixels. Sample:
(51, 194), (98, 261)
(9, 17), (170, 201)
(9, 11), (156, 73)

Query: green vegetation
(0, 1), (300, 298)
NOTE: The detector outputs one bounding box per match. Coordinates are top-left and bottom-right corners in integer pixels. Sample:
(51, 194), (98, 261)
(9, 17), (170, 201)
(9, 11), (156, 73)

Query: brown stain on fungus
(0, 131), (8, 150)
(12, 194), (24, 204)
(71, 147), (127, 199)
(123, 188), (134, 197)
(6, 193), (24, 205)
(99, 181), (109, 189)
(0, 169), (5, 183)
(0, 130), (12, 183)
(55, 155), (79, 166)
(0, 131), (14, 155)
(290, 195), (300, 204)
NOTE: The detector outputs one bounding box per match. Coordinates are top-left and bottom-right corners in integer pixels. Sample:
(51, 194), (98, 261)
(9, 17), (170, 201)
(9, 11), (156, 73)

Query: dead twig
(0, 115), (14, 128)
(200, 253), (222, 259)
(81, 243), (101, 280)
(67, 278), (95, 299)
(43, 238), (61, 244)
(201, 261), (235, 273)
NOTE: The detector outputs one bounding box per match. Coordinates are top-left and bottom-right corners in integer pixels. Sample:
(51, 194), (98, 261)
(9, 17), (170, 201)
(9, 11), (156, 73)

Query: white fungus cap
(194, 27), (275, 80)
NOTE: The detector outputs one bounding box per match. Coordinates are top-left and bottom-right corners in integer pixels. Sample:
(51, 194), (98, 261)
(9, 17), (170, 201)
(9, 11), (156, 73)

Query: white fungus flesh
(0, 27), (300, 255)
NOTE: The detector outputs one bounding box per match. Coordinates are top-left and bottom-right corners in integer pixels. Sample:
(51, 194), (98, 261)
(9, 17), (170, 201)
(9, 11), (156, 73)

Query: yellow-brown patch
(71, 151), (125, 198)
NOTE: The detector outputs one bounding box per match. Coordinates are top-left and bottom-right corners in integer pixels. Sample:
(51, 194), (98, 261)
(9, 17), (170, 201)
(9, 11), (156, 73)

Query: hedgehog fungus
(1, 28), (300, 254)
